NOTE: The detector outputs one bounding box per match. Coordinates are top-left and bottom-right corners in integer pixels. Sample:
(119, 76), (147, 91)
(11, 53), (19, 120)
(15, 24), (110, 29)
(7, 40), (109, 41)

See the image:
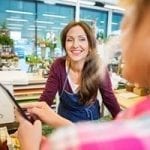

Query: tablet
(0, 83), (34, 123)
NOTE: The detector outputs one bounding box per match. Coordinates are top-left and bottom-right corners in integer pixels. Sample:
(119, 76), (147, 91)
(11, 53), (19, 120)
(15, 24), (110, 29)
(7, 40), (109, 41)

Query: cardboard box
(133, 87), (149, 96)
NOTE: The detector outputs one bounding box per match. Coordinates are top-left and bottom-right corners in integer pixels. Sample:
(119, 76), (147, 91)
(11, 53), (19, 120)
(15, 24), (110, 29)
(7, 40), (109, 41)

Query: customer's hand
(21, 102), (72, 128)
(15, 110), (42, 150)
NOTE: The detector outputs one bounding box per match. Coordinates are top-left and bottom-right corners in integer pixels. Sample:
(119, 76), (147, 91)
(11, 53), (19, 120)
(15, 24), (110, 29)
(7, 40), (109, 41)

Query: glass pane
(111, 12), (123, 33)
(80, 7), (108, 39)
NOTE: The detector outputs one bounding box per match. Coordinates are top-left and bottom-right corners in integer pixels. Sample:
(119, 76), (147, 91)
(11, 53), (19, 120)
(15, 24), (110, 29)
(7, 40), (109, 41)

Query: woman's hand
(21, 102), (72, 128)
(15, 110), (42, 150)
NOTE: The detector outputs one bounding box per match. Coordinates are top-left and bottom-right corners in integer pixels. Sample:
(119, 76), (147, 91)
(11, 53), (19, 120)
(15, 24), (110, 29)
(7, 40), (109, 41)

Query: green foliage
(25, 55), (41, 64)
(0, 34), (14, 47)
(45, 39), (56, 50)
(39, 58), (52, 69)
(0, 21), (14, 47)
(96, 31), (109, 43)
(37, 37), (57, 50)
(42, 124), (54, 136)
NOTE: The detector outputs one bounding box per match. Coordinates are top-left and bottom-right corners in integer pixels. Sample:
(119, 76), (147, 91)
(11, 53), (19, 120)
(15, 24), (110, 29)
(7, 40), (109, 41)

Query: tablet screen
(0, 83), (34, 123)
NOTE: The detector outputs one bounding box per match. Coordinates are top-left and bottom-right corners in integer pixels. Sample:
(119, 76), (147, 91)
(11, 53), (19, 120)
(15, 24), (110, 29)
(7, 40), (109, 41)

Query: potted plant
(0, 34), (14, 48)
(0, 21), (14, 49)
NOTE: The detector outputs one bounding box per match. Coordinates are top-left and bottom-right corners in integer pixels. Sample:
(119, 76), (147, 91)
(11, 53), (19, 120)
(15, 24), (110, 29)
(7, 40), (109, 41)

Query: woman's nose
(72, 39), (79, 48)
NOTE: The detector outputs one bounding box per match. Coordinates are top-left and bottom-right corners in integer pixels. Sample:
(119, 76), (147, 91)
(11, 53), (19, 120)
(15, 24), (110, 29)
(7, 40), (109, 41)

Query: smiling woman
(60, 21), (102, 104)
(38, 21), (120, 124)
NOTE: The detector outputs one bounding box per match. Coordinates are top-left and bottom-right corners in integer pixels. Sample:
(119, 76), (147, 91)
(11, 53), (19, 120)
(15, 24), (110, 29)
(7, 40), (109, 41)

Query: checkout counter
(115, 89), (145, 109)
(0, 71), (145, 128)
(0, 71), (147, 149)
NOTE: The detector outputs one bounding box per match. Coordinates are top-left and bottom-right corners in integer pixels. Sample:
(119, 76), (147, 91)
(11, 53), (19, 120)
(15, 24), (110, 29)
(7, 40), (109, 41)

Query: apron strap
(60, 61), (70, 97)
(85, 108), (94, 120)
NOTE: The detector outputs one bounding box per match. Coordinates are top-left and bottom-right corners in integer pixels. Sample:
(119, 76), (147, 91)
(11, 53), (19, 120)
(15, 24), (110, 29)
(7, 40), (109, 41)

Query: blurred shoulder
(47, 118), (150, 150)
(117, 96), (150, 119)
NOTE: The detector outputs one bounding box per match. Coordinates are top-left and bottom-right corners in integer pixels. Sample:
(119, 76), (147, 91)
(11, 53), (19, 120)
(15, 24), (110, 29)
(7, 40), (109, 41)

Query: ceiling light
(36, 20), (54, 24)
(60, 23), (68, 26)
(51, 27), (63, 30)
(7, 24), (23, 27)
(111, 22), (119, 25)
(81, 18), (94, 22)
(43, 14), (66, 19)
(8, 27), (22, 30)
(30, 25), (46, 29)
(6, 9), (34, 15)
(28, 28), (42, 31)
(7, 18), (28, 22)
(100, 21), (104, 24)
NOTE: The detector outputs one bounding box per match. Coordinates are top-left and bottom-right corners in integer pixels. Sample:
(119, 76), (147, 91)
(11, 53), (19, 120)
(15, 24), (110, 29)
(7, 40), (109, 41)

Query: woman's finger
(20, 102), (45, 109)
(34, 120), (42, 131)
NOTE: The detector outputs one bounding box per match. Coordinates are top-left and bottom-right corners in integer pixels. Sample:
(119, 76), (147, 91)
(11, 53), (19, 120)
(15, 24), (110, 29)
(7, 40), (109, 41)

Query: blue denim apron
(58, 71), (100, 122)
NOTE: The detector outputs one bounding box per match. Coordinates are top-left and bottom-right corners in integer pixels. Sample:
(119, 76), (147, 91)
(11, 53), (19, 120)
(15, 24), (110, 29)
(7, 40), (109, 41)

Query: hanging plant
(45, 39), (56, 50)
(0, 21), (14, 47)
(0, 34), (14, 47)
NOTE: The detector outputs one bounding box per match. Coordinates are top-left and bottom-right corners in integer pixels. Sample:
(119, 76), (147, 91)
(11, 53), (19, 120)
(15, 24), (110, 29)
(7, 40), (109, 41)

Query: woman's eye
(66, 38), (73, 42)
(79, 38), (86, 41)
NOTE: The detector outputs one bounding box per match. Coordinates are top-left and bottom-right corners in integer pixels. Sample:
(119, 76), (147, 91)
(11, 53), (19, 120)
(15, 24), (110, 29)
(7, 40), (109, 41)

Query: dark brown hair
(61, 21), (101, 104)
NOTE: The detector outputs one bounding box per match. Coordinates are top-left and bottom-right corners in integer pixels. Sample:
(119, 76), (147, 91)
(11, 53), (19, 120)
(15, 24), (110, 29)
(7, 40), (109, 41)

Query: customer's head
(121, 0), (150, 87)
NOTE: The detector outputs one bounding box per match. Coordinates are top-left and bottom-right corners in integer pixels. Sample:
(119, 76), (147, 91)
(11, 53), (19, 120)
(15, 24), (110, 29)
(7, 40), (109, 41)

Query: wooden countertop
(27, 73), (47, 84)
(115, 89), (145, 109)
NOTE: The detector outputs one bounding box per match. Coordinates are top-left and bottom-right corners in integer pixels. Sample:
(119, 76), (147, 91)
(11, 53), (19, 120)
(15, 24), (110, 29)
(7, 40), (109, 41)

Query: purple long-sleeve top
(40, 56), (121, 118)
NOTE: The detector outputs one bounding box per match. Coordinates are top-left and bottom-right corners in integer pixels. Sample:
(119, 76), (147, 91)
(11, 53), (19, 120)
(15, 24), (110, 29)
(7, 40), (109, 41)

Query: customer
(39, 21), (120, 122)
(15, 0), (150, 149)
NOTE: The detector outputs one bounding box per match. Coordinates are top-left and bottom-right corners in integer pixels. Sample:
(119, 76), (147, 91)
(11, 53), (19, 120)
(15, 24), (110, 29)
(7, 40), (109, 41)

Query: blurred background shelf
(13, 73), (46, 101)
(15, 95), (40, 101)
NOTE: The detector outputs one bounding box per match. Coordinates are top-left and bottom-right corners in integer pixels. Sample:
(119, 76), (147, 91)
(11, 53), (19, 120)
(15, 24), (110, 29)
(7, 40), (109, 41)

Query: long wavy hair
(61, 21), (101, 104)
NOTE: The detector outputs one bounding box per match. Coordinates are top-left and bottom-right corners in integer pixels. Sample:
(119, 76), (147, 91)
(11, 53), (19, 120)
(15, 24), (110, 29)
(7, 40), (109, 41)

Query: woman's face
(65, 25), (89, 63)
(121, 8), (150, 87)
